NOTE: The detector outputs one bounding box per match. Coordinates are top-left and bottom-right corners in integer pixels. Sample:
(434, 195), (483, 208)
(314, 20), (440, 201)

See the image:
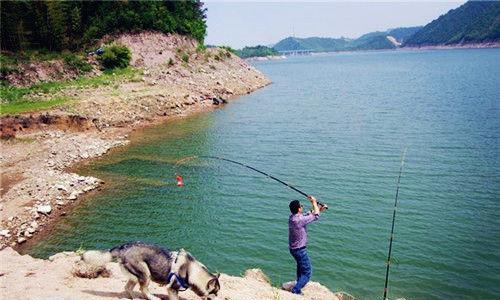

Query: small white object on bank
(37, 205), (52, 214)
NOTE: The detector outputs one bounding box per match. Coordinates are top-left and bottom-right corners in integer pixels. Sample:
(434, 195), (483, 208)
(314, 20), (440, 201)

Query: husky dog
(83, 241), (220, 300)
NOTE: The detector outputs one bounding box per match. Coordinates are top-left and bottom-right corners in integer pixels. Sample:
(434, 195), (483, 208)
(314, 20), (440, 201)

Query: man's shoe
(281, 281), (296, 292)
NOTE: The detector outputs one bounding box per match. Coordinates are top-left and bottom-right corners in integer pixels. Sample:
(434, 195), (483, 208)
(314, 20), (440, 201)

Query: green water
(30, 49), (499, 299)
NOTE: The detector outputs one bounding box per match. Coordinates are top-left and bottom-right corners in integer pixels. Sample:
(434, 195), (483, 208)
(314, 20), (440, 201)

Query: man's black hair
(289, 200), (301, 214)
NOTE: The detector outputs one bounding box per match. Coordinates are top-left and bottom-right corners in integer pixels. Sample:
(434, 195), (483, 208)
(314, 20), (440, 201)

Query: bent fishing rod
(178, 155), (328, 209)
(383, 148), (407, 300)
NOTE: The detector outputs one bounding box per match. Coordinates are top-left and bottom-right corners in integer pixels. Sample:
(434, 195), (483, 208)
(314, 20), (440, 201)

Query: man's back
(288, 212), (319, 249)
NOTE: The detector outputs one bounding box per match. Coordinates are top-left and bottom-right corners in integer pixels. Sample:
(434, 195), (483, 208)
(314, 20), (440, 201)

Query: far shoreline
(246, 42), (500, 60)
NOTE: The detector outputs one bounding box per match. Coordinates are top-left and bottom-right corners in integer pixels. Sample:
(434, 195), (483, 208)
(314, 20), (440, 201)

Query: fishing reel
(318, 202), (328, 210)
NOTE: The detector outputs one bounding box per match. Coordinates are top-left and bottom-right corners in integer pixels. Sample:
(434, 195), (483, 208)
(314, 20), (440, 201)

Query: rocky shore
(0, 32), (271, 250)
(0, 247), (349, 300)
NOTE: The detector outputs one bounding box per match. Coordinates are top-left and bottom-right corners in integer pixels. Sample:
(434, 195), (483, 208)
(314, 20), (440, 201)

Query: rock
(17, 237), (27, 244)
(30, 221), (39, 229)
(37, 205), (52, 214)
(0, 229), (10, 237)
(72, 261), (111, 279)
(68, 192), (78, 200)
(56, 201), (65, 206)
(55, 184), (67, 191)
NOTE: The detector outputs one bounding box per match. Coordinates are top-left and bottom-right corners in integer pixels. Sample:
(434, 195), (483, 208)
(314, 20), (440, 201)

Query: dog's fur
(83, 241), (220, 300)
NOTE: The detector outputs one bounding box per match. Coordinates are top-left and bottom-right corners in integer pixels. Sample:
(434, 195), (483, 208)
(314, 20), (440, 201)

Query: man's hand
(308, 195), (320, 215)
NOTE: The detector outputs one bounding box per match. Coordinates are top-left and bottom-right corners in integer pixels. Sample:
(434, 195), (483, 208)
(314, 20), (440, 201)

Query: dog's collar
(167, 272), (189, 291)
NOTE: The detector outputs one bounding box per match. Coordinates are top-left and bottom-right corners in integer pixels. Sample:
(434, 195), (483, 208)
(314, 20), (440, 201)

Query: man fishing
(174, 156), (329, 294)
(288, 195), (326, 294)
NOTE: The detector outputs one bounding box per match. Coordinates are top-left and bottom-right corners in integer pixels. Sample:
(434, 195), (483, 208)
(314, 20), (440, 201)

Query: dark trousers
(289, 247), (312, 294)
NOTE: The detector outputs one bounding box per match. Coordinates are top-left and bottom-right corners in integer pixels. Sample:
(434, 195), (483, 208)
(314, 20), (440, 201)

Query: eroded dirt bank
(0, 32), (271, 249)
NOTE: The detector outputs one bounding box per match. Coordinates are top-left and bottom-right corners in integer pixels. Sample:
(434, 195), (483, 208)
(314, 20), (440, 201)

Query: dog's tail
(82, 249), (115, 267)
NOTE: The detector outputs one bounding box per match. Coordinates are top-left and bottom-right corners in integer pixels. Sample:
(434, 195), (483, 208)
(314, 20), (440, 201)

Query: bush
(196, 44), (206, 53)
(167, 58), (174, 66)
(99, 44), (131, 70)
(64, 54), (92, 72)
(181, 53), (189, 63)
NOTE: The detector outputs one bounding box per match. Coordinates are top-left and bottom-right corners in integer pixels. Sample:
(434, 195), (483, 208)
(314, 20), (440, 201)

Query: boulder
(37, 205), (52, 214)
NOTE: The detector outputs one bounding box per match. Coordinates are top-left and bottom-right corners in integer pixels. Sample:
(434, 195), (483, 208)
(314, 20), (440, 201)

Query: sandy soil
(0, 247), (350, 300)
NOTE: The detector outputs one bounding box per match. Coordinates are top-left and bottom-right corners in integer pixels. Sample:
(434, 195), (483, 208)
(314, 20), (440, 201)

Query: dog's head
(176, 249), (221, 299)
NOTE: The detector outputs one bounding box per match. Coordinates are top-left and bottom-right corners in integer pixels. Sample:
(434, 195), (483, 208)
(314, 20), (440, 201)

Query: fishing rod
(383, 148), (407, 300)
(177, 155), (328, 209)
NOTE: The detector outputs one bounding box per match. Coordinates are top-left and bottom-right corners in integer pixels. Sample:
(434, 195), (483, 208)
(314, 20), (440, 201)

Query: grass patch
(0, 67), (140, 103)
(64, 54), (92, 72)
(0, 67), (141, 115)
(0, 96), (71, 115)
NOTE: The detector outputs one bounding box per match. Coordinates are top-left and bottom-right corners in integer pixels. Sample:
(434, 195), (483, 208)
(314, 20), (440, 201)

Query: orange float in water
(176, 175), (184, 187)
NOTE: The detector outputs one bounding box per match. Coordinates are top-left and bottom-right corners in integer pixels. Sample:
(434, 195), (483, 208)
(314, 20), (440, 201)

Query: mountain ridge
(272, 26), (421, 53)
(404, 1), (500, 46)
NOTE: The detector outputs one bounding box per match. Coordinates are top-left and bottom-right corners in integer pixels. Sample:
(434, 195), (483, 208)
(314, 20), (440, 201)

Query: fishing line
(383, 148), (407, 300)
(175, 155), (328, 209)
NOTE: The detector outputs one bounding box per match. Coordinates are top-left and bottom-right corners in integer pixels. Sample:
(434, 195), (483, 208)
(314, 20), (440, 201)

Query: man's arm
(309, 195), (320, 215)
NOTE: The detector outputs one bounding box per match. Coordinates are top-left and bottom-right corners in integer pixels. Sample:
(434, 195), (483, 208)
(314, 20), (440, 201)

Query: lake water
(29, 49), (500, 299)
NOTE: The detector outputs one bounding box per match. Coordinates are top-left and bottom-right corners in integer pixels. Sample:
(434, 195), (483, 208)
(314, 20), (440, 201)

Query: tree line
(1, 0), (207, 52)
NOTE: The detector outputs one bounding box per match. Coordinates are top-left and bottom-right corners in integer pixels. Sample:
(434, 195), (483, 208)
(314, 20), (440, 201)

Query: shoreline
(13, 105), (241, 255)
(0, 32), (271, 251)
(255, 42), (500, 59)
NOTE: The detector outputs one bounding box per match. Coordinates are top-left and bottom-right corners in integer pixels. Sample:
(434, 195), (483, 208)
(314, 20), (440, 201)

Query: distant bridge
(277, 49), (314, 56)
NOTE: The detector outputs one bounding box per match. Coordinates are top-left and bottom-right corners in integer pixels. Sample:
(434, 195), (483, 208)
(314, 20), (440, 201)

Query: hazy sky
(205, 1), (465, 48)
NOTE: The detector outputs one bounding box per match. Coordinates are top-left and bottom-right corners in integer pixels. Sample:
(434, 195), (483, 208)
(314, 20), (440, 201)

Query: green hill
(387, 27), (423, 43)
(0, 1), (207, 51)
(235, 46), (278, 58)
(404, 1), (500, 46)
(273, 37), (350, 52)
(346, 32), (395, 50)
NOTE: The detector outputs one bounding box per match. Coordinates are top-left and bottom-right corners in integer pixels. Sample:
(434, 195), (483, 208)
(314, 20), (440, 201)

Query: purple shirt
(288, 212), (320, 249)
